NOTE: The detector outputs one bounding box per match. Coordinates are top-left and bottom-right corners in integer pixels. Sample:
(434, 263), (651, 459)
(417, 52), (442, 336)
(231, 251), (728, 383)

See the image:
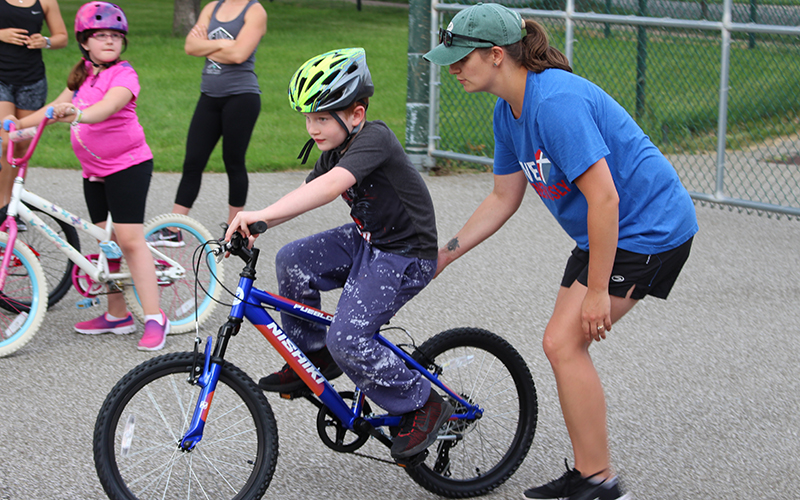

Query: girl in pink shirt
(3, 2), (168, 350)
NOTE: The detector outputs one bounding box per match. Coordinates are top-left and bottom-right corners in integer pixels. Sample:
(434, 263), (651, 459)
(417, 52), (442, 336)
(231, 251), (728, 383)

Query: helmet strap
(297, 138), (315, 165)
(79, 46), (119, 70)
(296, 111), (363, 165)
(329, 111), (362, 156)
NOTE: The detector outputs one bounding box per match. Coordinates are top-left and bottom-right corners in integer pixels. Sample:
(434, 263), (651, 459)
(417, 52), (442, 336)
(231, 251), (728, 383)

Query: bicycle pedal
(278, 387), (312, 400)
(99, 240), (123, 259)
(394, 449), (428, 469)
(76, 297), (101, 309)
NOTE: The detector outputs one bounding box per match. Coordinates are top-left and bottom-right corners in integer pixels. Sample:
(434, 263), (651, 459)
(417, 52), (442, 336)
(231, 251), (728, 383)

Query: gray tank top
(200, 0), (261, 97)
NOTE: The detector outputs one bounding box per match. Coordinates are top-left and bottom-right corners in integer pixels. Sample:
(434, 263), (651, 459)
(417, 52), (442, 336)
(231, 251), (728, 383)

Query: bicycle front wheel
(406, 327), (538, 498)
(124, 214), (224, 334)
(93, 351), (279, 500)
(1, 203), (78, 308)
(0, 232), (48, 357)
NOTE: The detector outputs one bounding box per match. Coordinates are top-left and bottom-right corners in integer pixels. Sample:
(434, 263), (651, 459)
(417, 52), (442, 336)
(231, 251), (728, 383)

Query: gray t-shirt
(200, 0), (261, 97)
(307, 120), (438, 260)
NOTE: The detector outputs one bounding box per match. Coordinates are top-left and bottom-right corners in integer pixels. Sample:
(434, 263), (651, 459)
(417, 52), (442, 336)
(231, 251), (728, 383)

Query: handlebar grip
(45, 106), (55, 120)
(2, 119), (12, 132)
(249, 221), (268, 236)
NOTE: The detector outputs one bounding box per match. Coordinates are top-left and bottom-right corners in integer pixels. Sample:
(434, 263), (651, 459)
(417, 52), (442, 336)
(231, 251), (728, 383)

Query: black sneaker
(258, 346), (343, 392)
(523, 460), (592, 499)
(567, 476), (629, 500)
(523, 460), (629, 500)
(390, 390), (454, 459)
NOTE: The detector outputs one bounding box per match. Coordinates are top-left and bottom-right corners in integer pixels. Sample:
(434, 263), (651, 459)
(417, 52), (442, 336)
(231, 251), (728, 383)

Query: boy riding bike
(225, 48), (452, 460)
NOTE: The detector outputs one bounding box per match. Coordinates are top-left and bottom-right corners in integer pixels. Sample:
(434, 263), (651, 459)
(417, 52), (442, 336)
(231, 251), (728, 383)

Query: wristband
(44, 37), (51, 49)
(71, 108), (83, 126)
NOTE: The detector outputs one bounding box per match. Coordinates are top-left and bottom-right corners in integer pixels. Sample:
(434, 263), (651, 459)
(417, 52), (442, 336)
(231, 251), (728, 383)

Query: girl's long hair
(67, 32), (93, 91)
(504, 19), (572, 73)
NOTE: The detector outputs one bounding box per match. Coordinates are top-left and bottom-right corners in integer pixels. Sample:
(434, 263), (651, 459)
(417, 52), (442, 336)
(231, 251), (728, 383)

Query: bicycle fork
(180, 335), (219, 451)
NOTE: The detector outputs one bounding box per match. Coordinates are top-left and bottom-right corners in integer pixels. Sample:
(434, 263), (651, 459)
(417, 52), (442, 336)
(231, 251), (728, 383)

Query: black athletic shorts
(560, 236), (693, 300)
(83, 160), (153, 224)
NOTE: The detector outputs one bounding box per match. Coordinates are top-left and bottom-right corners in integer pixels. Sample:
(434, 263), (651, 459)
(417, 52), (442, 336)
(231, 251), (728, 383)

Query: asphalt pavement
(0, 167), (798, 499)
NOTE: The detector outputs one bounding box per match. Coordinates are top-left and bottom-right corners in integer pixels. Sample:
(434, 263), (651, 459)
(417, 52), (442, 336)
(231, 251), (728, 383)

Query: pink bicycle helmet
(74, 2), (128, 35)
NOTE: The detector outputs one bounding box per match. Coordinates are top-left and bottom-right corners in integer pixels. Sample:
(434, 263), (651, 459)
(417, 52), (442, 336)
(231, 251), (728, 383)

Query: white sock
(588, 475), (617, 487)
(144, 313), (163, 325)
(106, 312), (127, 321)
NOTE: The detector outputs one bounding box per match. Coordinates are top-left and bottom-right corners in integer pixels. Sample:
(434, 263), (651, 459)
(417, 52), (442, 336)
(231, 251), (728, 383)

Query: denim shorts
(0, 77), (48, 110)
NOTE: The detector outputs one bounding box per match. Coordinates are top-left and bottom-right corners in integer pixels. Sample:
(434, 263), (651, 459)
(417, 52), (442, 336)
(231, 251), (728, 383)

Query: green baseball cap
(424, 2), (525, 66)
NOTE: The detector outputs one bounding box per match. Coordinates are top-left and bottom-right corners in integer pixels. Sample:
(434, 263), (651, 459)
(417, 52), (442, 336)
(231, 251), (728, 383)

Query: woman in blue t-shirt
(425, 4), (698, 500)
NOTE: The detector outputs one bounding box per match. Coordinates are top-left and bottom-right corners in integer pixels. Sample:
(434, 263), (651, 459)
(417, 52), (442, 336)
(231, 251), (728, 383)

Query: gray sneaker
(146, 227), (184, 247)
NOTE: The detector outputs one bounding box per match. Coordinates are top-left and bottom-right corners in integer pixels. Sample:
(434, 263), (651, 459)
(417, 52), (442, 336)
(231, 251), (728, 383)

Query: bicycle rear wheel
(1, 203), (78, 308)
(93, 351), (278, 500)
(405, 327), (538, 498)
(124, 214), (224, 334)
(0, 232), (48, 357)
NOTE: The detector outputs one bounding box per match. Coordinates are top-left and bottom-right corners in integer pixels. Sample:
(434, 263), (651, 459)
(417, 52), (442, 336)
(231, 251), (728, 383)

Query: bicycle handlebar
(3, 107), (55, 169)
(215, 221), (268, 262)
(3, 107), (54, 142)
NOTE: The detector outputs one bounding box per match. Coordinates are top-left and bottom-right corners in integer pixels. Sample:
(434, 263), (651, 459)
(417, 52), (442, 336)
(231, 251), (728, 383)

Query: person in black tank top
(149, 0), (266, 248)
(0, 0), (68, 206)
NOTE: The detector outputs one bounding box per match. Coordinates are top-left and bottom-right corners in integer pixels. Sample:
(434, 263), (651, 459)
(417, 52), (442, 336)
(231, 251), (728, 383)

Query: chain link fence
(427, 0), (800, 217)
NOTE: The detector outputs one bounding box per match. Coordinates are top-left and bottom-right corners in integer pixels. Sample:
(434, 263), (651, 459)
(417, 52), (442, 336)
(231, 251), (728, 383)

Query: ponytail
(504, 19), (572, 73)
(68, 31), (92, 91)
(67, 58), (91, 91)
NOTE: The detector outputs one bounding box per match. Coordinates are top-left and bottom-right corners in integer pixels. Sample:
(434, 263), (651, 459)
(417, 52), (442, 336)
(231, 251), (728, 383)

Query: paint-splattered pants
(275, 224), (436, 415)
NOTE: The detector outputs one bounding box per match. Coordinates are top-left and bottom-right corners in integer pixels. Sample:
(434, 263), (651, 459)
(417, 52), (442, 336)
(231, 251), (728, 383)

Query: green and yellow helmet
(288, 48), (374, 113)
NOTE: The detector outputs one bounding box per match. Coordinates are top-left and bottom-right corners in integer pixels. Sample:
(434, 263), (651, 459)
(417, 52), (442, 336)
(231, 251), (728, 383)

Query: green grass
(33, 0), (411, 171)
(437, 22), (800, 160)
(31, 0), (800, 172)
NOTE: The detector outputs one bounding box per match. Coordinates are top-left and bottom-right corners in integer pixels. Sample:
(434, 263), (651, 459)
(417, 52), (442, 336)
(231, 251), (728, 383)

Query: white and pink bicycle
(0, 109), (224, 357)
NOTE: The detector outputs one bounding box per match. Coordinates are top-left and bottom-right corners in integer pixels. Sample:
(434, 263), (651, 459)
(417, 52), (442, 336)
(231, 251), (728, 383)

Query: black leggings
(174, 92), (261, 209)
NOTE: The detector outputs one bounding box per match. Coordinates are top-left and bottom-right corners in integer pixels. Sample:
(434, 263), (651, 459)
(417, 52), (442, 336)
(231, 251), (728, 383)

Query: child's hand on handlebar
(225, 211), (267, 242)
(2, 115), (19, 131)
(49, 103), (78, 122)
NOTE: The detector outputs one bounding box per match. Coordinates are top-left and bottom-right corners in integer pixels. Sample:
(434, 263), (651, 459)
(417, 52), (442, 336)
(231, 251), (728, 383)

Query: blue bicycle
(93, 224), (538, 499)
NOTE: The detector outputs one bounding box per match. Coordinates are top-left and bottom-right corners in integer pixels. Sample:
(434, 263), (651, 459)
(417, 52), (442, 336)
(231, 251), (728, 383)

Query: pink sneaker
(137, 310), (170, 351)
(75, 313), (136, 335)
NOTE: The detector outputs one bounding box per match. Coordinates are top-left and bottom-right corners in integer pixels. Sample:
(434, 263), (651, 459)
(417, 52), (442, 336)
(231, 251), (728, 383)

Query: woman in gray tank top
(153, 0), (266, 245)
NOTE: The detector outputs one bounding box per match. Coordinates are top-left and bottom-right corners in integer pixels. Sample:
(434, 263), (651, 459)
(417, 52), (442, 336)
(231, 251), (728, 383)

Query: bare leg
(542, 281), (637, 479)
(228, 205), (243, 225)
(171, 203), (190, 216)
(0, 106), (36, 207)
(100, 222), (160, 318)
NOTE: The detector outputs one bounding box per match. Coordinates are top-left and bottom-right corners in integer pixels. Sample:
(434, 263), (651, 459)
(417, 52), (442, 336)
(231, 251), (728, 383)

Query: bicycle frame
(0, 117), (186, 292)
(180, 249), (484, 451)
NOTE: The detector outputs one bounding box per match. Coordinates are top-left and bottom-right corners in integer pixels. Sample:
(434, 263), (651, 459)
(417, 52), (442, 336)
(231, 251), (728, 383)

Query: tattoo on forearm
(446, 237), (460, 252)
